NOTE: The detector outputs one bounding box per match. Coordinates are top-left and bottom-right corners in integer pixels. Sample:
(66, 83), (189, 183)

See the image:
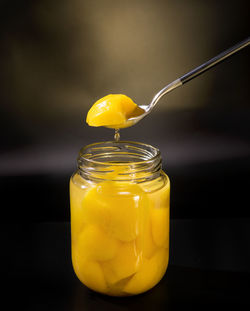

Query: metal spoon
(128, 37), (250, 126)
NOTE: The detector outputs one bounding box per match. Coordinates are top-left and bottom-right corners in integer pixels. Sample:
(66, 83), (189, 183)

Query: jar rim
(78, 140), (161, 166)
(77, 141), (162, 182)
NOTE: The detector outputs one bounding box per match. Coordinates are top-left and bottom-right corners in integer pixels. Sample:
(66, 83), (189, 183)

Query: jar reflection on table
(70, 141), (170, 296)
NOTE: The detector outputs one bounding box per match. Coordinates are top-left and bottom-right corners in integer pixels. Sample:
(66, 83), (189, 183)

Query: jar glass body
(70, 141), (170, 296)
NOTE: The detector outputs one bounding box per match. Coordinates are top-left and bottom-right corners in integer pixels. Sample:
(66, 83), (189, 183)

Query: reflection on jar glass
(70, 141), (170, 296)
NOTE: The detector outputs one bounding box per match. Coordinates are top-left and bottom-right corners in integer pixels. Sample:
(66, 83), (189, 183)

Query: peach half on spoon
(86, 94), (144, 129)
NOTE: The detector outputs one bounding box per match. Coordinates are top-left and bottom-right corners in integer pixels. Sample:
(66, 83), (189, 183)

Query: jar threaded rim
(77, 141), (162, 182)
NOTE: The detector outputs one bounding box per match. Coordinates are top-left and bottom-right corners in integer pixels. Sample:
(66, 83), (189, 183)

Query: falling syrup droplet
(114, 129), (120, 142)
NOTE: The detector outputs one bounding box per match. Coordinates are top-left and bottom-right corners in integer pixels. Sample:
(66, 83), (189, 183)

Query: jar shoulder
(139, 170), (169, 194)
(70, 171), (94, 190)
(70, 170), (170, 194)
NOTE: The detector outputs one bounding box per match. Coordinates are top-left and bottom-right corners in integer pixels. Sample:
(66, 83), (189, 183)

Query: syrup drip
(114, 129), (120, 142)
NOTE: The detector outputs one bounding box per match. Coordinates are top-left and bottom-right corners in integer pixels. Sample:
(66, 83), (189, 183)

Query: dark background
(0, 2), (250, 307)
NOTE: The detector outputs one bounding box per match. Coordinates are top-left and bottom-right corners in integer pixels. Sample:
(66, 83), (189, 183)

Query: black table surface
(2, 220), (250, 310)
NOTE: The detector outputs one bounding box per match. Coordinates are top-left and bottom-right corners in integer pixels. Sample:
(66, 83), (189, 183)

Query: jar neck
(77, 141), (162, 183)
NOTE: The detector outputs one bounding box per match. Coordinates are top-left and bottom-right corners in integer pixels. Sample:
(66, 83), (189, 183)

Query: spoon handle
(150, 37), (249, 110)
(180, 37), (250, 84)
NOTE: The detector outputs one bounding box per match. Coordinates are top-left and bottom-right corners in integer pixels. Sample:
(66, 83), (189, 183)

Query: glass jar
(70, 141), (170, 296)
